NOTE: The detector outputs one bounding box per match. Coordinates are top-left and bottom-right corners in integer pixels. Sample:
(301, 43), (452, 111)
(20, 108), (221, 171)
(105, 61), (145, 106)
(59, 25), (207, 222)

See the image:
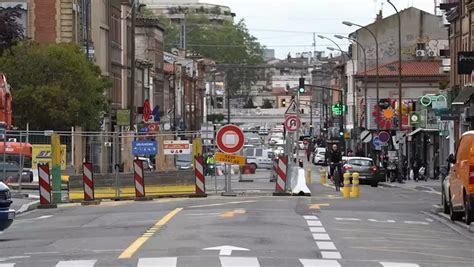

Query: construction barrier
(133, 159), (146, 199)
(343, 172), (351, 199)
(37, 163), (57, 209)
(320, 168), (327, 185)
(82, 162), (95, 201)
(274, 156), (289, 195)
(290, 167), (311, 196)
(351, 172), (360, 198)
(194, 156), (207, 197)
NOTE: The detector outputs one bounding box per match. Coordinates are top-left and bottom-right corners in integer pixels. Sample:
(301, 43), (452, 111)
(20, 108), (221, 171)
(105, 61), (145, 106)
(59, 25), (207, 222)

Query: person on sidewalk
(306, 140), (315, 162)
(412, 155), (422, 182)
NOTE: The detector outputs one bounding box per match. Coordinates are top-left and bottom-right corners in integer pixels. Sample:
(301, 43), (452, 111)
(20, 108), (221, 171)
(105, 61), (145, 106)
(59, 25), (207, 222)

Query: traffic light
(298, 77), (305, 93)
(281, 99), (286, 107)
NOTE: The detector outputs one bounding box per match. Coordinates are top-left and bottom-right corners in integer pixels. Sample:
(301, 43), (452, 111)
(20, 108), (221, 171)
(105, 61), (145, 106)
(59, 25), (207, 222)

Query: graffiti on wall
(364, 36), (448, 60)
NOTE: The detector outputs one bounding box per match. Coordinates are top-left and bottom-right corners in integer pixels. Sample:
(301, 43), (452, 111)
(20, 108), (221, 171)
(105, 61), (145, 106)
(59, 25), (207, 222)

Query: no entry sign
(216, 124), (245, 154)
(284, 115), (301, 132)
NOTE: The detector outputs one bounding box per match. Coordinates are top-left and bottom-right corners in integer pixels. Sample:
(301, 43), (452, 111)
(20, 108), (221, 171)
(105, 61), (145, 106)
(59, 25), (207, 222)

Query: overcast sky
(203, 0), (437, 59)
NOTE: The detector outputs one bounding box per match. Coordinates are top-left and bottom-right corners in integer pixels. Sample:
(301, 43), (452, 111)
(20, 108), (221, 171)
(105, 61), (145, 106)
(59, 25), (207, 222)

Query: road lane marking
(425, 218), (434, 222)
(316, 241), (337, 250)
(55, 260), (97, 267)
(307, 220), (323, 226)
(368, 219), (395, 223)
(321, 251), (342, 259)
(220, 257), (260, 267)
(0, 264), (15, 267)
(0, 256), (30, 262)
(34, 215), (53, 220)
(404, 221), (429, 225)
(309, 203), (330, 209)
(138, 257), (177, 267)
(334, 217), (361, 221)
(380, 262), (420, 267)
(309, 227), (326, 233)
(220, 209), (246, 218)
(118, 208), (183, 259)
(303, 215), (319, 220)
(299, 259), (341, 267)
(312, 233), (331, 240)
(187, 200), (257, 208)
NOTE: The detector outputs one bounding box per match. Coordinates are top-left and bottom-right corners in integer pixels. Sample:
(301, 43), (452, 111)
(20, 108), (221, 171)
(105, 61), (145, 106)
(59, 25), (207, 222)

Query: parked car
(446, 131), (474, 225)
(0, 181), (14, 231)
(258, 128), (270, 136)
(175, 154), (193, 170)
(312, 147), (326, 165)
(0, 162), (33, 183)
(342, 157), (385, 187)
(244, 147), (274, 169)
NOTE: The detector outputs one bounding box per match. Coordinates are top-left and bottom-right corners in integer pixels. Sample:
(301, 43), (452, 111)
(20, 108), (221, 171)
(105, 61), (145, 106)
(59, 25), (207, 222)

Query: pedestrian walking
(412, 155), (422, 182)
(306, 140), (315, 162)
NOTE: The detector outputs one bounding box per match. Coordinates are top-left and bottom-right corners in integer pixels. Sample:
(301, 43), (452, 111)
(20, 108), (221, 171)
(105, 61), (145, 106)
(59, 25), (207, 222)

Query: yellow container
(306, 169), (312, 184)
(343, 172), (351, 198)
(320, 168), (326, 185)
(351, 172), (360, 198)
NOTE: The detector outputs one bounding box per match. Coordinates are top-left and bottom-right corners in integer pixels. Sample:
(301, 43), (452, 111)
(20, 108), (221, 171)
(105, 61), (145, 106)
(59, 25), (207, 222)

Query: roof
(355, 60), (444, 78)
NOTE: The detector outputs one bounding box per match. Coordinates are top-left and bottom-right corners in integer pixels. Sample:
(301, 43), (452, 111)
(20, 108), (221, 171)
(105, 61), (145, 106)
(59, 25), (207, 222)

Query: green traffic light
(339, 132), (344, 136)
(299, 87), (305, 93)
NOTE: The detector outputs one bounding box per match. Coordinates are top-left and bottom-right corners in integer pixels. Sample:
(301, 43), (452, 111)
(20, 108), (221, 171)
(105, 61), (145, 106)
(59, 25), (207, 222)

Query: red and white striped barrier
(194, 156), (206, 196)
(275, 156), (288, 194)
(134, 159), (146, 198)
(82, 162), (94, 201)
(38, 163), (56, 208)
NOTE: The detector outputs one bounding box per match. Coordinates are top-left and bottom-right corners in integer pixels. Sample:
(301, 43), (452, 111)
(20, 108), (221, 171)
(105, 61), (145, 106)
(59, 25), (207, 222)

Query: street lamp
(318, 35), (346, 59)
(342, 21), (380, 133)
(334, 34), (368, 130)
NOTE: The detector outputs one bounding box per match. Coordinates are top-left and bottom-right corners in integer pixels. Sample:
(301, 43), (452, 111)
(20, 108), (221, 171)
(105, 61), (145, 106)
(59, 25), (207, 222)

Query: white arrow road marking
(220, 257), (260, 267)
(380, 262), (420, 267)
(138, 257), (177, 267)
(299, 259), (341, 267)
(203, 245), (250, 256)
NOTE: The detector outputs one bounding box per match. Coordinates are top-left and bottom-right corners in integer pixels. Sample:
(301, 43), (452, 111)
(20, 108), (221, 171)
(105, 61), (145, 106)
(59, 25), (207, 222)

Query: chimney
(376, 9), (383, 21)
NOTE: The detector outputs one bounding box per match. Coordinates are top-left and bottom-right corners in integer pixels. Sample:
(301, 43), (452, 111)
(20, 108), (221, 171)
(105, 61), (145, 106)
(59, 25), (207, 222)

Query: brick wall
(34, 0), (57, 43)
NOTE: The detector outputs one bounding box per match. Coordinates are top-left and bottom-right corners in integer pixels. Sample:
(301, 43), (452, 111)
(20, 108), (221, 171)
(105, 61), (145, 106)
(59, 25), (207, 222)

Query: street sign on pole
(360, 130), (372, 143)
(284, 114), (301, 133)
(373, 136), (381, 147)
(163, 140), (190, 155)
(378, 131), (390, 144)
(216, 124), (245, 154)
(284, 99), (298, 115)
(214, 152), (246, 166)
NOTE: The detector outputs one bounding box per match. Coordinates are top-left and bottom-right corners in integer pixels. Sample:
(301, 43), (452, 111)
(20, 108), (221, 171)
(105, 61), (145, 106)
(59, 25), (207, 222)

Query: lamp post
(342, 21), (380, 133)
(387, 0), (404, 183)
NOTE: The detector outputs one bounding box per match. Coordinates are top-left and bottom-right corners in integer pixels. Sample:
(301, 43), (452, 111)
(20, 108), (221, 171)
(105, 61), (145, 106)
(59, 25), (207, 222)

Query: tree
(0, 7), (25, 55)
(0, 43), (110, 130)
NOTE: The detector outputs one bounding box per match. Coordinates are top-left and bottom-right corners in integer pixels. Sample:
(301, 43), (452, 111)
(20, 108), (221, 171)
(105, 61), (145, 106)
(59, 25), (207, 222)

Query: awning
(408, 128), (438, 136)
(452, 86), (474, 105)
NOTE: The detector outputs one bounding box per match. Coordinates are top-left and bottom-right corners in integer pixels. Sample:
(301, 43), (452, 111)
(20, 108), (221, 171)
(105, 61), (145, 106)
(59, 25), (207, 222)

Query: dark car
(0, 162), (34, 183)
(342, 157), (385, 187)
(0, 182), (14, 231)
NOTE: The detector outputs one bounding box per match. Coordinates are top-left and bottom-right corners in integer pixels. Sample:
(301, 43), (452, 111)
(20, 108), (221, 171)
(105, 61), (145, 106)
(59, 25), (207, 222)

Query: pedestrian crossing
(0, 257), (422, 267)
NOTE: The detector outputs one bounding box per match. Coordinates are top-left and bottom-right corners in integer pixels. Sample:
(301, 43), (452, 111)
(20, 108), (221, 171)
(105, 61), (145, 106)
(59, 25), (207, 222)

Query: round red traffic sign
(285, 115), (301, 132)
(216, 124), (245, 154)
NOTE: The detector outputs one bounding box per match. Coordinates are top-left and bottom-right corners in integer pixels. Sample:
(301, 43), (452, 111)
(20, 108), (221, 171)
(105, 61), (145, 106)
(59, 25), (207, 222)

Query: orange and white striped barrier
(134, 159), (146, 199)
(37, 163), (56, 208)
(194, 156), (207, 197)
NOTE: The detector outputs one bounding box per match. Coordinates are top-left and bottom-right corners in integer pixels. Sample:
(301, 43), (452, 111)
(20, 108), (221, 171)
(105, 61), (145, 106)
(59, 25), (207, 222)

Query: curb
(15, 200), (40, 215)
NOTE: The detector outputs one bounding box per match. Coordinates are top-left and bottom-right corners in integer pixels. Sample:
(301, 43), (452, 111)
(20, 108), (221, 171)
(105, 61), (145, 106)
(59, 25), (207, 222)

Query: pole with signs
(216, 125), (245, 196)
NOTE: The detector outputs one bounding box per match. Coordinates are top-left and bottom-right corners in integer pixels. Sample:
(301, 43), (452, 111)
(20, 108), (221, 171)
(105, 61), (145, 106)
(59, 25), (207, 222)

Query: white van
(244, 147), (274, 169)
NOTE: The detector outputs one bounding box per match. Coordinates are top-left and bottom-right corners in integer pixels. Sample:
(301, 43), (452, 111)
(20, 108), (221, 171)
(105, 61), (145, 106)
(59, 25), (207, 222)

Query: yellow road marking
(220, 209), (246, 218)
(309, 203), (330, 209)
(118, 208), (183, 259)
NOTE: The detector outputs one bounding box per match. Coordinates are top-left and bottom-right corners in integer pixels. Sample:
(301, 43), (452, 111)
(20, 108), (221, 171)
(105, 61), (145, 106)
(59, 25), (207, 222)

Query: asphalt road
(0, 166), (473, 267)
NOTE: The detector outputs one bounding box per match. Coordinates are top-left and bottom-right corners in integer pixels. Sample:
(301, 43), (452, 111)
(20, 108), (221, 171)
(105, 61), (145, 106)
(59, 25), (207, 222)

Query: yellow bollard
(320, 168), (326, 185)
(306, 168), (312, 184)
(343, 172), (351, 198)
(351, 172), (360, 198)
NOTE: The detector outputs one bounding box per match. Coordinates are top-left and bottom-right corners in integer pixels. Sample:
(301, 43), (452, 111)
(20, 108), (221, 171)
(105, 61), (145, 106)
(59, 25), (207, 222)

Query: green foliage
(0, 7), (25, 55)
(207, 113), (225, 123)
(0, 42), (110, 130)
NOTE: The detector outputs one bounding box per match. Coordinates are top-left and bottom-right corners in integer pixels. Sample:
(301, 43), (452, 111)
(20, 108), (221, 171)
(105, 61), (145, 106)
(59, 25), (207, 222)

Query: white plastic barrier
(289, 167), (311, 196)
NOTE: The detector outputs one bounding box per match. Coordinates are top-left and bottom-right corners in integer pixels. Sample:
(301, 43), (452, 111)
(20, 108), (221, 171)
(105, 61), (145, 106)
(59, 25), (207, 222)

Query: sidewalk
(11, 194), (40, 215)
(380, 178), (442, 194)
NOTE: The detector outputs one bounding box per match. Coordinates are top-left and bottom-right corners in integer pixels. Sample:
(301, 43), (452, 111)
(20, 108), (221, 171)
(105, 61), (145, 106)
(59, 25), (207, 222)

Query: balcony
(440, 0), (459, 11)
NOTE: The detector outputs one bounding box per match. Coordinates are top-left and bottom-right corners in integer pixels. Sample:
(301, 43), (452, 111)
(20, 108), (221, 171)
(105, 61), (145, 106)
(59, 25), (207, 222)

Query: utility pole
(129, 0), (136, 127)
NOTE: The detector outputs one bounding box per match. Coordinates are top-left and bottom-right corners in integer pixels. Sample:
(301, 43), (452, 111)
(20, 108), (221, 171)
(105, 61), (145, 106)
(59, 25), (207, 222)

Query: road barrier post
(343, 172), (351, 199)
(37, 163), (57, 209)
(273, 155), (290, 196)
(134, 159), (151, 201)
(306, 168), (312, 184)
(320, 168), (326, 185)
(81, 162), (100, 206)
(192, 156), (207, 197)
(351, 172), (360, 198)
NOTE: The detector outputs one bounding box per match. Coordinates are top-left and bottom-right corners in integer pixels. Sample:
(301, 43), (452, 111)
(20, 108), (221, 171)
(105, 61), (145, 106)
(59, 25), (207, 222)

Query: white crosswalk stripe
(0, 257), (423, 267)
(55, 260), (97, 267)
(220, 256), (260, 267)
(138, 257), (178, 267)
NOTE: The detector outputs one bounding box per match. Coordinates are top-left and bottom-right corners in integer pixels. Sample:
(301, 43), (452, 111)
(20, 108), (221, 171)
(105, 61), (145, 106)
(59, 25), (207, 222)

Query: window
(348, 159), (373, 166)
(111, 70), (122, 105)
(111, 10), (121, 44)
(255, 149), (263, 157)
